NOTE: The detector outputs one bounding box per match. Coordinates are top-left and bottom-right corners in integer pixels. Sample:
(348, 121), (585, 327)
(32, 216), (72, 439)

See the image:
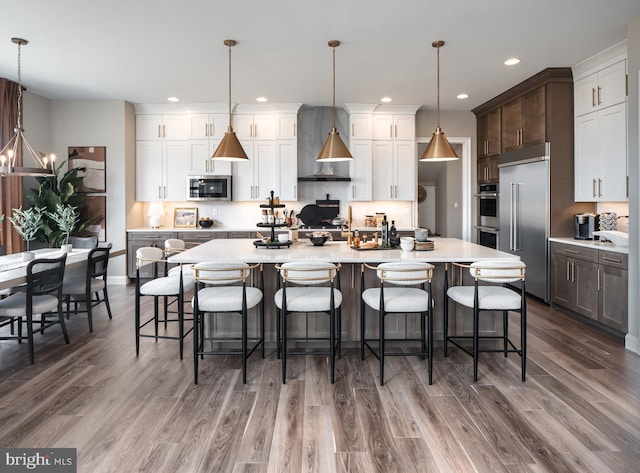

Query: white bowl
(277, 233), (289, 243)
(593, 230), (628, 247)
(400, 240), (415, 251)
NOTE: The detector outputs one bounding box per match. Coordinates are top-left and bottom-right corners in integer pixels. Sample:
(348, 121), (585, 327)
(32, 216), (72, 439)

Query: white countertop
(167, 237), (519, 264)
(127, 226), (256, 232)
(549, 237), (629, 254)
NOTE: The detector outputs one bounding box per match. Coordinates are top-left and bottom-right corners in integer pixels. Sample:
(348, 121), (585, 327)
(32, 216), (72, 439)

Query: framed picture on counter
(174, 208), (198, 228)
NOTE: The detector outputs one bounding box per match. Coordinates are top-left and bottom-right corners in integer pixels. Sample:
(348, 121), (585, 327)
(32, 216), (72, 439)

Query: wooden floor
(1, 284), (639, 473)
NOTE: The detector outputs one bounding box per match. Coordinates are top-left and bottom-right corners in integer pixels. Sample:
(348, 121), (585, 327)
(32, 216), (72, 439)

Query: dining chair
(360, 261), (435, 385)
(0, 255), (69, 363)
(62, 243), (113, 332)
(135, 246), (195, 359)
(444, 260), (527, 382)
(275, 261), (342, 384)
(191, 261), (264, 384)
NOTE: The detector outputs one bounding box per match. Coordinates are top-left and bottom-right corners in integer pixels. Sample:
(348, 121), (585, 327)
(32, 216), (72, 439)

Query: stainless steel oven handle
(476, 226), (499, 234)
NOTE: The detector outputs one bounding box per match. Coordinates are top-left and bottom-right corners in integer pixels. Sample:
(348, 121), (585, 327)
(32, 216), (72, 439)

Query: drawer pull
(602, 257), (622, 264)
(563, 249), (580, 254)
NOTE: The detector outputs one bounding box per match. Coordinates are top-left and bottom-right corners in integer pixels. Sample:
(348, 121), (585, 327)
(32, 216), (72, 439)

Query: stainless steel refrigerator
(499, 142), (550, 302)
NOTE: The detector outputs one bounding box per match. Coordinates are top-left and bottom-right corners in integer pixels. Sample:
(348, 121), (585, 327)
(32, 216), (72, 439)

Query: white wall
(626, 16), (640, 354)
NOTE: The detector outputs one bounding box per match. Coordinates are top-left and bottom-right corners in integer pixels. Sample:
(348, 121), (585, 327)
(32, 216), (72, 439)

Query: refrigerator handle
(513, 182), (520, 251)
(509, 182), (515, 251)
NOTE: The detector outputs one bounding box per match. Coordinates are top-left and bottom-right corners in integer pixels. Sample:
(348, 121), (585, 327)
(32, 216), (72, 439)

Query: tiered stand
(253, 191), (291, 248)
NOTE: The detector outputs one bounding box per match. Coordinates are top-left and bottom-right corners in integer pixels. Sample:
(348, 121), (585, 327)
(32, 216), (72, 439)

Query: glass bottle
(390, 220), (397, 247)
(353, 230), (360, 248)
(381, 215), (389, 247)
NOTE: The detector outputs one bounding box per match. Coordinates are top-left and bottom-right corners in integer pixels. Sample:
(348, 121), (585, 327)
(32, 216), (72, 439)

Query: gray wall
(627, 16), (639, 353)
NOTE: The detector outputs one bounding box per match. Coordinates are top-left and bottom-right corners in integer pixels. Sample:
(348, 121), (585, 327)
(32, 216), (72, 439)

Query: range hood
(297, 106), (351, 182)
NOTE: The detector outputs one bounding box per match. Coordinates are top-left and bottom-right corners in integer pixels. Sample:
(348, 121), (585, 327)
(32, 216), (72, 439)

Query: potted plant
(8, 207), (44, 261)
(48, 203), (78, 253)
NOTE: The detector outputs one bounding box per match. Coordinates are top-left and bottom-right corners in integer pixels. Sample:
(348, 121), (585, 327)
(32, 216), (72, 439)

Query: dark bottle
(389, 220), (397, 247)
(381, 215), (389, 247)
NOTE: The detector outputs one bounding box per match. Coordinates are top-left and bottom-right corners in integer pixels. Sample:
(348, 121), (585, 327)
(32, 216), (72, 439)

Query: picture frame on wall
(174, 208), (198, 228)
(68, 146), (106, 193)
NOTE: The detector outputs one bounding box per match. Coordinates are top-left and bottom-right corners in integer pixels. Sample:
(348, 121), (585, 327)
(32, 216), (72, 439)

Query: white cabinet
(187, 113), (228, 140)
(187, 140), (232, 176)
(372, 141), (416, 201)
(574, 60), (627, 117)
(276, 141), (298, 201)
(233, 114), (275, 140)
(232, 141), (277, 201)
(349, 114), (373, 140)
(348, 140), (373, 201)
(136, 141), (189, 201)
(136, 115), (187, 140)
(575, 102), (627, 202)
(373, 114), (415, 140)
(275, 114), (298, 139)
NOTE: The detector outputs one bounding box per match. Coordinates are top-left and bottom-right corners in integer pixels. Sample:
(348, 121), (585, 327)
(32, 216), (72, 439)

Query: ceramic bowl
(400, 236), (415, 251)
(414, 228), (429, 242)
(277, 233), (289, 243)
(309, 235), (328, 246)
(198, 219), (214, 228)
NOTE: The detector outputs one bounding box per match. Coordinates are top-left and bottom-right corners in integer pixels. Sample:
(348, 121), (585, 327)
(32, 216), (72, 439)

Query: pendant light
(211, 39), (248, 161)
(0, 38), (55, 177)
(420, 40), (458, 162)
(317, 40), (353, 162)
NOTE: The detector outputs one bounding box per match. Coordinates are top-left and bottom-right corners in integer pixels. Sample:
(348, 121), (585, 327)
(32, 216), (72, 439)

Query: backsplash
(596, 202), (629, 233)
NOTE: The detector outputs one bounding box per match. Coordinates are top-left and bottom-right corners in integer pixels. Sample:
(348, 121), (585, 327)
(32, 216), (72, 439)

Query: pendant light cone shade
(211, 39), (248, 161)
(0, 38), (55, 177)
(420, 40), (459, 162)
(317, 40), (352, 162)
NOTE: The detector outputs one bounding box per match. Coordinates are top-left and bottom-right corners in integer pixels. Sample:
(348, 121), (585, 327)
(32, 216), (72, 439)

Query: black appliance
(574, 213), (599, 240)
(476, 183), (499, 249)
(298, 194), (341, 229)
(187, 175), (231, 201)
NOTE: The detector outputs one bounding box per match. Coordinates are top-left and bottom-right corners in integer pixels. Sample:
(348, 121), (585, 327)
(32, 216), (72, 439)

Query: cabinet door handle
(158, 186), (161, 199)
(592, 88), (596, 107)
(592, 179), (597, 198)
(254, 124), (257, 137)
(597, 86), (601, 105)
(571, 261), (575, 283)
(352, 124), (355, 137)
(597, 268), (601, 291)
(163, 125), (166, 138)
(158, 125), (162, 138)
(395, 185), (398, 198)
(598, 178), (602, 197)
(602, 256), (622, 264)
(389, 124), (393, 138)
(352, 184), (355, 199)
(390, 185), (393, 199)
(294, 184), (297, 199)
(293, 124), (296, 137)
(394, 124), (398, 138)
(205, 124), (209, 137)
(566, 261), (570, 281)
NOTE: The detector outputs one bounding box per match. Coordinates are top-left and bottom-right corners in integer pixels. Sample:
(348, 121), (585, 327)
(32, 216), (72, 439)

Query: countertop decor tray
(415, 240), (435, 251)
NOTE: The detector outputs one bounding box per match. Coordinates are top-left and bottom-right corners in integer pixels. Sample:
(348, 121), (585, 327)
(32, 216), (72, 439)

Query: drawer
(599, 251), (628, 269)
(177, 231), (227, 242)
(129, 232), (176, 243)
(228, 232), (254, 239)
(551, 242), (598, 262)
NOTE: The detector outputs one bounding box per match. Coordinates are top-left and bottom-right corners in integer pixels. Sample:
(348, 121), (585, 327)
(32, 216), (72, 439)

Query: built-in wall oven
(476, 183), (499, 249)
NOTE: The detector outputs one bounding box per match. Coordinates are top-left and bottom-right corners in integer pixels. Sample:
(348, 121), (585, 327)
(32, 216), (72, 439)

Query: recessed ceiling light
(380, 97), (392, 103)
(167, 97), (179, 102)
(504, 58), (520, 66)
(457, 93), (469, 99)
(256, 97), (267, 102)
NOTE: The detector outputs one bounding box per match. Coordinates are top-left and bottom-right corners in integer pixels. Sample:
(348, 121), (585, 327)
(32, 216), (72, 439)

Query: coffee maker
(574, 213), (599, 240)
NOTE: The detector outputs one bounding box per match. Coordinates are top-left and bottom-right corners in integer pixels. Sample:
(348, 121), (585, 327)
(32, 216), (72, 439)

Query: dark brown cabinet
(478, 155), (499, 184)
(477, 108), (501, 158)
(551, 242), (628, 333)
(127, 231), (176, 279)
(501, 86), (546, 152)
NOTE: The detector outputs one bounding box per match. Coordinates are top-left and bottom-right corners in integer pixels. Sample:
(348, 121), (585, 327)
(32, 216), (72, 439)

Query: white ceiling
(1, 0), (639, 113)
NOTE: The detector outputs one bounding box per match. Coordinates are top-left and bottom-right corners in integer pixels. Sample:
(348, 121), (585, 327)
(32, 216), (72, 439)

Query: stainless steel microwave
(187, 175), (232, 201)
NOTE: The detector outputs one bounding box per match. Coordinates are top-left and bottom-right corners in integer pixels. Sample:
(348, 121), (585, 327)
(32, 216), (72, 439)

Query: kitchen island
(168, 237), (520, 343)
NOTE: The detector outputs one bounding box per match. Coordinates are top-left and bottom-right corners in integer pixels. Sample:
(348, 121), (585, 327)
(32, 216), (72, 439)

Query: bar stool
(360, 262), (435, 385)
(275, 261), (342, 384)
(191, 262), (264, 384)
(135, 247), (195, 359)
(444, 260), (527, 382)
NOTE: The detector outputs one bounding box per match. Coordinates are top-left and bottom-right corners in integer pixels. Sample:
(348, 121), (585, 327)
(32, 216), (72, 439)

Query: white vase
(22, 251), (35, 262)
(61, 244), (73, 254)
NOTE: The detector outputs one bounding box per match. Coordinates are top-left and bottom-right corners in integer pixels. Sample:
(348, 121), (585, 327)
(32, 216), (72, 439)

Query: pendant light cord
(436, 43), (440, 128)
(227, 43), (232, 127)
(332, 43), (336, 129)
(16, 41), (23, 130)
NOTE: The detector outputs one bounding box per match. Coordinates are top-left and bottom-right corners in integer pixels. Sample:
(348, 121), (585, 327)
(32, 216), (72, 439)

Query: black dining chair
(69, 236), (99, 249)
(62, 243), (113, 332)
(0, 255), (70, 363)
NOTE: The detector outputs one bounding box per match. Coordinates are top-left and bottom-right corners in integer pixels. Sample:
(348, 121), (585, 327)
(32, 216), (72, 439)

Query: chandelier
(0, 38), (55, 177)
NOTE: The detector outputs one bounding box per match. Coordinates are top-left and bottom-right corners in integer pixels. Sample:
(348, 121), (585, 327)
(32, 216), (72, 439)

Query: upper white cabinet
(574, 102), (627, 202)
(372, 141), (416, 201)
(136, 141), (189, 201)
(348, 140), (373, 201)
(276, 141), (298, 201)
(275, 114), (298, 140)
(232, 141), (277, 201)
(233, 114), (275, 140)
(373, 114), (415, 140)
(136, 114), (187, 140)
(349, 114), (373, 140)
(187, 113), (228, 140)
(572, 41), (628, 202)
(188, 140), (232, 176)
(574, 59), (627, 117)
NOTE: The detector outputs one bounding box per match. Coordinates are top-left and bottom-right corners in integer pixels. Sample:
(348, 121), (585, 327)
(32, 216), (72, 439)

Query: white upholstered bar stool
(191, 262), (264, 384)
(444, 260), (527, 382)
(360, 262), (435, 385)
(275, 262), (342, 384)
(135, 247), (195, 360)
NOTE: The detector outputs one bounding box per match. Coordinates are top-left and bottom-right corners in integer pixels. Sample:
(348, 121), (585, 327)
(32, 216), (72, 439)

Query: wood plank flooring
(1, 284), (639, 472)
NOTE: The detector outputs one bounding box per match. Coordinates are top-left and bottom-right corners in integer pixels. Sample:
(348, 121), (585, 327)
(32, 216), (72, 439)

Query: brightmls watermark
(0, 448), (76, 472)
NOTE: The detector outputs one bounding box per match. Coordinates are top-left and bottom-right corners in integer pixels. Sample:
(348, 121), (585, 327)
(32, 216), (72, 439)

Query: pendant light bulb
(420, 40), (458, 162)
(211, 39), (249, 162)
(317, 40), (353, 162)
